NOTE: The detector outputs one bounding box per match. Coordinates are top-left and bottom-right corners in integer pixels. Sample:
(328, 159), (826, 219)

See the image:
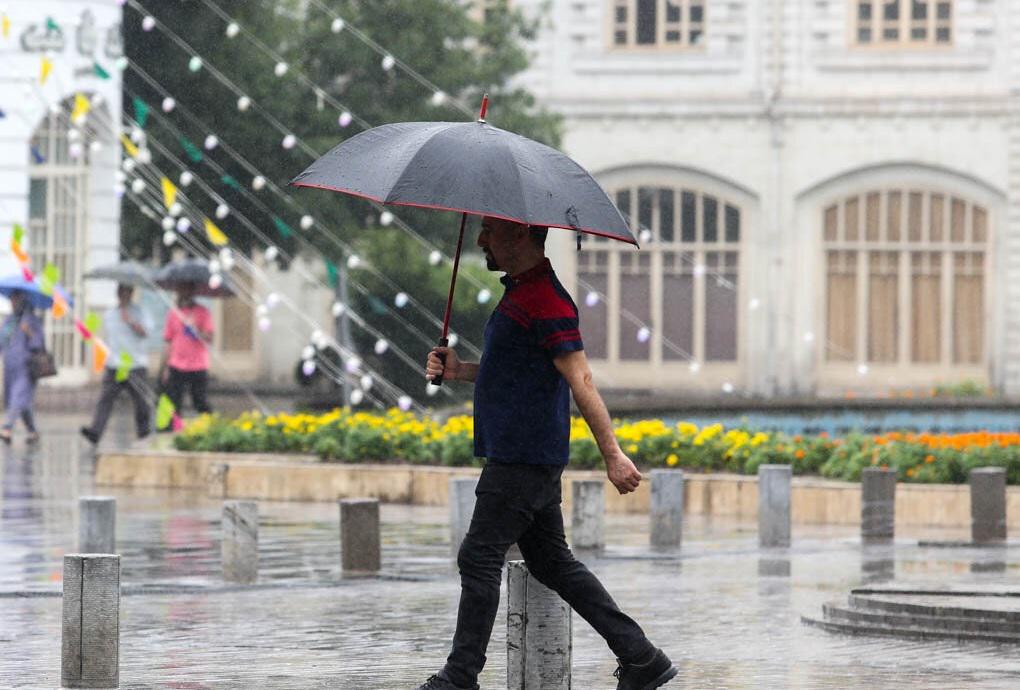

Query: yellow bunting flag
(70, 93), (91, 123)
(52, 291), (68, 319)
(92, 341), (109, 374)
(2, 14), (11, 39)
(11, 242), (28, 265)
(120, 133), (139, 159)
(161, 177), (178, 210)
(40, 57), (53, 85)
(203, 218), (228, 246)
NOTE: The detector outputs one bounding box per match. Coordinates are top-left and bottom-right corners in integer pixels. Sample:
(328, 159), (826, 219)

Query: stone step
(847, 593), (1020, 623)
(802, 613), (1020, 645)
(823, 602), (1020, 635)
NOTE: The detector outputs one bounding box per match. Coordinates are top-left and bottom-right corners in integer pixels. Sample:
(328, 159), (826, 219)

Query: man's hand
(605, 450), (642, 495)
(426, 346), (460, 382)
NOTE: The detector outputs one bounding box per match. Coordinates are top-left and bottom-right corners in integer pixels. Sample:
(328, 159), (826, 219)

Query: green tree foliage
(123, 0), (561, 404)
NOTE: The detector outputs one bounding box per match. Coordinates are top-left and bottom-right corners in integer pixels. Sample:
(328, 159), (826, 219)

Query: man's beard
(484, 251), (499, 271)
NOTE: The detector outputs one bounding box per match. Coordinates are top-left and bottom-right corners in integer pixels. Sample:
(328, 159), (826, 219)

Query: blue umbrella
(0, 274), (69, 310)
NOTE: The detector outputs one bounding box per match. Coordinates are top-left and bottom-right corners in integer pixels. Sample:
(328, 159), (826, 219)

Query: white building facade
(0, 1), (124, 383)
(514, 0), (1016, 397)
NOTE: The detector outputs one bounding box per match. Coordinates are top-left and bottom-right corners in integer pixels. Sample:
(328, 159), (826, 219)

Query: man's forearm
(451, 362), (479, 383)
(571, 377), (622, 463)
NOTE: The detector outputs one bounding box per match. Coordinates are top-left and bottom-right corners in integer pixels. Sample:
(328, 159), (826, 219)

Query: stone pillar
(221, 501), (258, 584)
(571, 479), (605, 550)
(507, 560), (571, 690)
(449, 477), (477, 558)
(650, 470), (684, 549)
(62, 554), (119, 688)
(758, 465), (791, 548)
(79, 497), (116, 554)
(860, 467), (896, 544)
(340, 498), (381, 574)
(971, 467), (1007, 544)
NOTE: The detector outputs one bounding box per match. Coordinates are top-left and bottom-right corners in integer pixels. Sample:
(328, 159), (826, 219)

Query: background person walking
(418, 217), (677, 690)
(0, 290), (44, 444)
(80, 283), (154, 445)
(158, 282), (214, 429)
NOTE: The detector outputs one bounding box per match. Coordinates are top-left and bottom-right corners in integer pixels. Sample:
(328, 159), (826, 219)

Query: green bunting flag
(221, 174), (241, 190)
(272, 215), (293, 238)
(325, 260), (338, 288)
(133, 97), (150, 128)
(179, 136), (203, 163)
(84, 311), (101, 336)
(93, 62), (111, 80)
(156, 394), (175, 429)
(38, 263), (59, 296)
(45, 17), (60, 33)
(115, 351), (133, 383)
(367, 295), (388, 315)
(12, 224), (24, 245)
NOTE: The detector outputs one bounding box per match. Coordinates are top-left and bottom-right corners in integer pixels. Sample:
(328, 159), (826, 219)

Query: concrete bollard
(340, 498), (381, 574)
(62, 554), (119, 688)
(860, 467), (896, 544)
(758, 465), (791, 548)
(450, 477), (478, 558)
(221, 501), (259, 584)
(571, 479), (605, 550)
(79, 497), (116, 554)
(970, 467), (1007, 545)
(507, 560), (571, 690)
(650, 470), (684, 549)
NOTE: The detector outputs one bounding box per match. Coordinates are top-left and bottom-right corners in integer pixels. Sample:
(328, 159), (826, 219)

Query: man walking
(419, 217), (676, 690)
(80, 283), (153, 444)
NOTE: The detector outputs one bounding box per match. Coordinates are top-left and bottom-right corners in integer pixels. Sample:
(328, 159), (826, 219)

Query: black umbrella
(154, 258), (235, 298)
(84, 261), (155, 287)
(290, 96), (636, 383)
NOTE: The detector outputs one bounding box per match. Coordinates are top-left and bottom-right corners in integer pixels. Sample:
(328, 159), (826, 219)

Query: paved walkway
(2, 414), (1020, 689)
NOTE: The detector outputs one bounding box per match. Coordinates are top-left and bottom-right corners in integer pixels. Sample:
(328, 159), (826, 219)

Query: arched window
(579, 183), (742, 367)
(28, 95), (104, 371)
(823, 189), (987, 367)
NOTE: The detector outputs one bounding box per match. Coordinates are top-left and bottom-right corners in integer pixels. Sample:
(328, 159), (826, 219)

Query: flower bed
(173, 410), (1020, 484)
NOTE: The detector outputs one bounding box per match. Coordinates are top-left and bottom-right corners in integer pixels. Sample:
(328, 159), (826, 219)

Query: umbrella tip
(478, 93), (489, 123)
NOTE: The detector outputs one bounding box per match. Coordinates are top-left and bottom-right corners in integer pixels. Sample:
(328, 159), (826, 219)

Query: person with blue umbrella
(0, 280), (48, 444)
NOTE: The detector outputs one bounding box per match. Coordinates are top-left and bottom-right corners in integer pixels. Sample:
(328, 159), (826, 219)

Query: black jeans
(87, 368), (151, 440)
(443, 462), (654, 687)
(164, 367), (211, 422)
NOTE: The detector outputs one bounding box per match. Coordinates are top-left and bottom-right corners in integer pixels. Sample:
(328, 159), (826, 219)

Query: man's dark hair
(528, 225), (549, 248)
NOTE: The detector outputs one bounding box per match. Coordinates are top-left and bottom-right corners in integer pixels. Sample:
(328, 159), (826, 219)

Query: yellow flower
(666, 453), (679, 467)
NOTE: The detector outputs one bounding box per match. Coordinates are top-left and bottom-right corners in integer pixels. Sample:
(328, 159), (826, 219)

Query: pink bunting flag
(171, 413), (184, 432)
(74, 318), (93, 341)
(21, 266), (34, 282)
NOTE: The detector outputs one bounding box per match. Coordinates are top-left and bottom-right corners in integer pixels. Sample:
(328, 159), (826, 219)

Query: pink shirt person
(163, 304), (214, 372)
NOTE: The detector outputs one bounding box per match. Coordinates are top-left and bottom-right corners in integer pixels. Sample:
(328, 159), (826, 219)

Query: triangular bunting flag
(84, 311), (101, 335)
(52, 291), (68, 319)
(204, 218), (228, 246)
(156, 394), (176, 430)
(93, 62), (111, 80)
(30, 146), (45, 164)
(133, 97), (150, 128)
(221, 174), (240, 190)
(161, 177), (178, 210)
(325, 260), (338, 288)
(92, 341), (109, 373)
(70, 93), (90, 123)
(11, 242), (28, 265)
(180, 137), (203, 163)
(171, 413), (184, 432)
(21, 266), (33, 282)
(115, 351), (133, 383)
(2, 14), (10, 39)
(272, 216), (293, 238)
(120, 133), (139, 159)
(40, 57), (53, 85)
(45, 17), (59, 33)
(74, 318), (93, 341)
(12, 224), (24, 245)
(43, 263), (59, 286)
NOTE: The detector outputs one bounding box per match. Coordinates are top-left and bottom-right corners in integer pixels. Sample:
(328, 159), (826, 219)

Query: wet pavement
(2, 414), (1020, 689)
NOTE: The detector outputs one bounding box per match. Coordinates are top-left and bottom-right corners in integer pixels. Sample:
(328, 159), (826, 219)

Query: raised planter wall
(95, 451), (1020, 528)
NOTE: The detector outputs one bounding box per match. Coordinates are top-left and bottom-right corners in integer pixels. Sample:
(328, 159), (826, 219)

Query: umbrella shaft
(441, 213), (468, 339)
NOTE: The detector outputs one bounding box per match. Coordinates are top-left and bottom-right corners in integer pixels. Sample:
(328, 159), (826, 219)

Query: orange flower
(795, 449), (806, 459)
(924, 454), (935, 464)
(906, 467), (916, 477)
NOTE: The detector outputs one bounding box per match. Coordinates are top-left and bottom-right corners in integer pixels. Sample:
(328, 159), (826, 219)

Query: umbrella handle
(432, 337), (449, 387)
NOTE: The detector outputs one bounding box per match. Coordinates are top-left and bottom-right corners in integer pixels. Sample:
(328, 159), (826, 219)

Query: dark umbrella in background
(84, 261), (155, 287)
(291, 96), (637, 384)
(154, 258), (235, 298)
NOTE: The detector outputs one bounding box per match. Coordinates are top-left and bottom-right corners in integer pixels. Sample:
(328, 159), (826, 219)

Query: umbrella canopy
(84, 261), (155, 287)
(290, 120), (636, 245)
(154, 258), (234, 298)
(0, 274), (60, 310)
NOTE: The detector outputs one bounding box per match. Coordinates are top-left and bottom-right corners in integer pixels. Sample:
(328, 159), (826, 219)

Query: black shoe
(79, 426), (99, 445)
(614, 648), (678, 690)
(414, 674), (478, 690)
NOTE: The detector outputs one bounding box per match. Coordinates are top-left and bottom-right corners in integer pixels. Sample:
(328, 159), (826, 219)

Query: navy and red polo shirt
(474, 258), (584, 466)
